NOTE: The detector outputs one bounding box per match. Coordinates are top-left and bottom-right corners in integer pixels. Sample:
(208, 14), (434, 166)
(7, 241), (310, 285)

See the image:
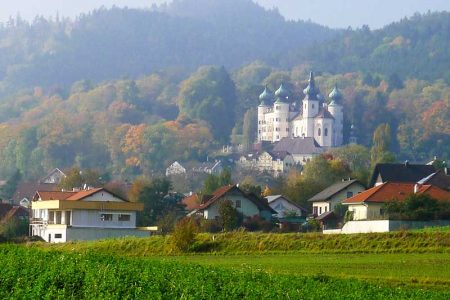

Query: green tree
(178, 66), (236, 143)
(58, 168), (103, 190)
(242, 108), (257, 151)
(137, 178), (183, 226)
(0, 170), (21, 201)
(218, 199), (239, 231)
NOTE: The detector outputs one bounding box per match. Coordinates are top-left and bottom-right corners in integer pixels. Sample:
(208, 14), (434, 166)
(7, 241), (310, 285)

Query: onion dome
(259, 85), (273, 106)
(303, 71), (319, 100)
(329, 84), (343, 105)
(274, 83), (290, 102)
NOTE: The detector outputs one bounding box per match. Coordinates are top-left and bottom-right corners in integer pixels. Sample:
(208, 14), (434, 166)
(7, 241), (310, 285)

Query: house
(12, 168), (67, 207)
(369, 162), (437, 187)
(165, 161), (187, 177)
(238, 150), (295, 177)
(342, 182), (450, 220)
(30, 187), (146, 243)
(0, 203), (29, 224)
(272, 137), (323, 165)
(265, 195), (307, 218)
(40, 168), (66, 184)
(187, 184), (275, 221)
(192, 160), (223, 175)
(308, 179), (365, 216)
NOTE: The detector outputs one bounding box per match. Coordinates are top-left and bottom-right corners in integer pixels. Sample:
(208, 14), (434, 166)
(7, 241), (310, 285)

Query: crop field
(154, 252), (450, 289)
(1, 245), (450, 299)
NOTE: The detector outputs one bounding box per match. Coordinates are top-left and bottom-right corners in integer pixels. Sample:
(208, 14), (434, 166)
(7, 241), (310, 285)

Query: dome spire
(329, 83), (343, 105)
(274, 83), (290, 103)
(303, 71), (319, 100)
(259, 85), (273, 106)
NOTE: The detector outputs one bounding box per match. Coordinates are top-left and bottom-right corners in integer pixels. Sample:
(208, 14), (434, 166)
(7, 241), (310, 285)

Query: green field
(153, 252), (450, 288)
(1, 245), (449, 299)
(2, 230), (450, 298)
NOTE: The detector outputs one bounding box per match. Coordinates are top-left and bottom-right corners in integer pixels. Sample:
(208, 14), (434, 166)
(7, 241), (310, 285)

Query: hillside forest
(0, 0), (448, 194)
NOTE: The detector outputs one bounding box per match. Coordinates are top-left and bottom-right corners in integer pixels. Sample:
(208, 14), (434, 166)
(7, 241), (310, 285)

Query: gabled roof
(265, 195), (308, 212)
(13, 182), (59, 203)
(273, 137), (323, 155)
(33, 188), (127, 202)
(0, 203), (29, 224)
(316, 211), (337, 221)
(369, 163), (437, 187)
(267, 151), (291, 160)
(308, 179), (364, 202)
(181, 194), (201, 211)
(196, 184), (275, 213)
(417, 169), (450, 191)
(343, 182), (450, 204)
(39, 168), (66, 184)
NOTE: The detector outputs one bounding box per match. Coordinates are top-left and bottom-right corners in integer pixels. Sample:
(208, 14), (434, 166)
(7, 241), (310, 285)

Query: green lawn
(150, 252), (450, 289)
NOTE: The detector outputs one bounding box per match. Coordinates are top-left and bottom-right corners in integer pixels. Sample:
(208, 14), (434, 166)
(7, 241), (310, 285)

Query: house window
(319, 207), (322, 214)
(100, 214), (113, 221)
(119, 214), (131, 221)
(313, 207), (318, 215)
(346, 191), (353, 198)
(55, 234), (62, 239)
(235, 200), (241, 208)
(325, 206), (328, 212)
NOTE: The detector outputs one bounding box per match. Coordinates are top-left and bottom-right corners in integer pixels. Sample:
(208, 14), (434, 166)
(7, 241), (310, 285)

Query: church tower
(328, 84), (344, 146)
(302, 72), (320, 137)
(272, 83), (290, 142)
(257, 86), (272, 141)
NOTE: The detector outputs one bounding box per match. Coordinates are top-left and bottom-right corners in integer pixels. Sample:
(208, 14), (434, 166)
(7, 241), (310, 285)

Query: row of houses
(307, 162), (450, 232)
(2, 161), (449, 243)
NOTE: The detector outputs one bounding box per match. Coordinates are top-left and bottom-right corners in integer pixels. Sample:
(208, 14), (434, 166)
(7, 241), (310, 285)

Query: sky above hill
(1, 0), (449, 29)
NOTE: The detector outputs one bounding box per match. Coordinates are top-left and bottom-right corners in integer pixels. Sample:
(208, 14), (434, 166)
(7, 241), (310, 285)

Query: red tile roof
(66, 188), (103, 200)
(181, 194), (201, 211)
(343, 182), (450, 204)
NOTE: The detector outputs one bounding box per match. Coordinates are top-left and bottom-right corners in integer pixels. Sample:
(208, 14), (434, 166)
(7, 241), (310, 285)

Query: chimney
(414, 184), (419, 194)
(404, 160), (409, 167)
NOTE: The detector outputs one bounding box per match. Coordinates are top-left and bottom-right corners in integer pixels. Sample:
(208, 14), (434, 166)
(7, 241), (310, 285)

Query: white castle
(257, 72), (344, 147)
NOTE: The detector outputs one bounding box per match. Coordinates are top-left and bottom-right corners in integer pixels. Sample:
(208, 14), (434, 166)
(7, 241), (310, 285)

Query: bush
(170, 218), (198, 252)
(385, 194), (442, 221)
(242, 216), (273, 232)
(0, 219), (29, 240)
(218, 199), (239, 231)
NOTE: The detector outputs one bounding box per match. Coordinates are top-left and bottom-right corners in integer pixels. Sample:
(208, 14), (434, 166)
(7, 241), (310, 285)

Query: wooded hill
(0, 0), (448, 182)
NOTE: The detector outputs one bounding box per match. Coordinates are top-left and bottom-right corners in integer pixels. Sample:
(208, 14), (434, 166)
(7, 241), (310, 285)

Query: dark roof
(315, 108), (335, 119)
(308, 179), (364, 202)
(273, 137), (323, 155)
(418, 169), (450, 191)
(316, 211), (337, 221)
(369, 163), (437, 187)
(0, 203), (29, 224)
(267, 151), (291, 160)
(13, 182), (59, 204)
(265, 195), (308, 212)
(197, 184), (275, 213)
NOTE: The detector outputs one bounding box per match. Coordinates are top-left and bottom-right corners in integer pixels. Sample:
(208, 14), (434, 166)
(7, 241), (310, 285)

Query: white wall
(72, 210), (136, 228)
(82, 191), (125, 202)
(269, 198), (303, 217)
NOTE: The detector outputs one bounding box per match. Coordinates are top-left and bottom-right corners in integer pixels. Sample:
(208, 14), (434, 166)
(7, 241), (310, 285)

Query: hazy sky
(1, 0), (449, 29)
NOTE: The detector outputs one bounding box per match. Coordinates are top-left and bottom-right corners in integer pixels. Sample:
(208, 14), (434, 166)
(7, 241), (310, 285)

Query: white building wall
(203, 196), (260, 220)
(82, 192), (125, 202)
(71, 210), (136, 228)
(328, 104), (343, 146)
(269, 198), (303, 217)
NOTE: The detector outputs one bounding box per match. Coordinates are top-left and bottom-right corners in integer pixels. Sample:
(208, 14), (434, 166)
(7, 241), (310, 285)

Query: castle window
(286, 128), (289, 132)
(305, 104), (307, 110)
(325, 128), (328, 136)
(312, 104), (315, 109)
(318, 128), (321, 136)
(276, 106), (280, 110)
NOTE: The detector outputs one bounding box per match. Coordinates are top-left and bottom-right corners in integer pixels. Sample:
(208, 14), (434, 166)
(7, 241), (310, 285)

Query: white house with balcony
(30, 188), (146, 243)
